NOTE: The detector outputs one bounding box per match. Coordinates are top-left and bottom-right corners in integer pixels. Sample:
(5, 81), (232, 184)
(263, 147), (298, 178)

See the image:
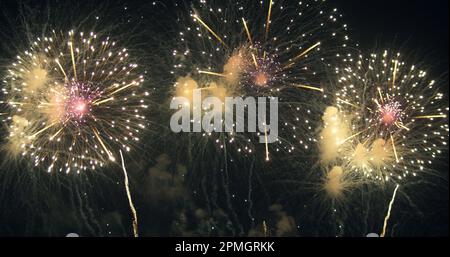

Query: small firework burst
(377, 100), (403, 127)
(241, 43), (283, 90)
(317, 50), (449, 186)
(64, 81), (102, 124)
(1, 30), (148, 173)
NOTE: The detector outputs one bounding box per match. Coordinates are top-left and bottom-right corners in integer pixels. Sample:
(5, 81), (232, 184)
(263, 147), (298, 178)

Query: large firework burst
(318, 50), (449, 194)
(1, 30), (148, 173)
(166, 0), (354, 236)
(171, 0), (353, 161)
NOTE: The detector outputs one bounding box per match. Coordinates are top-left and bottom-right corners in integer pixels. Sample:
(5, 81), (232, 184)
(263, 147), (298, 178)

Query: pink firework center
(65, 81), (103, 124)
(379, 101), (403, 127)
(245, 43), (282, 89)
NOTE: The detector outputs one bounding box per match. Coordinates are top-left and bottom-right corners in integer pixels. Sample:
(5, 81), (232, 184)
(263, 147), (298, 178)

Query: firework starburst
(1, 30), (148, 173)
(317, 50), (449, 189)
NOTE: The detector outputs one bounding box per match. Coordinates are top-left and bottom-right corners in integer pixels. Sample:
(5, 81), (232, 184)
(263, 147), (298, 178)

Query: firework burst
(317, 50), (449, 189)
(1, 30), (148, 173)
(171, 0), (353, 162)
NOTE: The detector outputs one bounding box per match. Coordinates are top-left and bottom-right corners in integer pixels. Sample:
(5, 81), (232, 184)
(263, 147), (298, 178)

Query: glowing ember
(244, 43), (282, 89)
(65, 82), (102, 124)
(254, 72), (269, 87)
(379, 101), (403, 126)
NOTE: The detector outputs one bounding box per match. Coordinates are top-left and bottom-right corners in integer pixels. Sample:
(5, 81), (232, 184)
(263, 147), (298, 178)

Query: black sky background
(336, 0), (449, 88)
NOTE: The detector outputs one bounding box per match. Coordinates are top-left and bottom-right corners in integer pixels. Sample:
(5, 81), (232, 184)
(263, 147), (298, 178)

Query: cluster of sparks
(173, 0), (350, 160)
(172, 2), (448, 235)
(0, 0), (448, 237)
(318, 51), (449, 200)
(1, 30), (148, 173)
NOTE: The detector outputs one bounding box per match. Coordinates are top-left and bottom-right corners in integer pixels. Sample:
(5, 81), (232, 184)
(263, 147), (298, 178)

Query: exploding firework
(317, 50), (449, 188)
(171, 0), (353, 162)
(1, 30), (148, 173)
(174, 0), (351, 94)
(167, 0), (354, 236)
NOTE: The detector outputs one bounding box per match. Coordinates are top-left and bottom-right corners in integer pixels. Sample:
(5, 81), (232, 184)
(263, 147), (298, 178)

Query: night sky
(0, 0), (448, 237)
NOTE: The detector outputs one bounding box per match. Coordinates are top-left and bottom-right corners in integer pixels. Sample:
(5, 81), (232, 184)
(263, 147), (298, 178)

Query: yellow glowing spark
(414, 115), (447, 119)
(29, 122), (58, 138)
(69, 41), (77, 81)
(198, 70), (227, 77)
(377, 87), (384, 104)
(337, 98), (359, 109)
(284, 42), (321, 69)
(294, 84), (324, 92)
(92, 127), (115, 161)
(242, 18), (253, 45)
(390, 133), (399, 163)
(395, 122), (410, 131)
(264, 125), (269, 161)
(55, 59), (68, 81)
(263, 220), (268, 237)
(265, 0), (273, 41)
(50, 127), (64, 141)
(341, 129), (367, 144)
(8, 102), (28, 106)
(93, 97), (115, 106)
(373, 98), (380, 106)
(108, 82), (136, 96)
(381, 184), (400, 237)
(251, 53), (259, 69)
(120, 150), (139, 237)
(193, 15), (228, 48)
(392, 60), (398, 88)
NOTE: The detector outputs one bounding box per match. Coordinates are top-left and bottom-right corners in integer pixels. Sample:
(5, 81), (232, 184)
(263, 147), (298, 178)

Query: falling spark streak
(251, 53), (259, 69)
(373, 99), (381, 108)
(242, 18), (253, 45)
(198, 70), (226, 77)
(264, 0), (273, 41)
(381, 184), (400, 237)
(69, 42), (77, 81)
(29, 122), (58, 138)
(50, 119), (69, 141)
(390, 133), (399, 163)
(395, 122), (410, 131)
(263, 220), (268, 237)
(341, 129), (368, 144)
(284, 42), (321, 69)
(193, 15), (228, 48)
(108, 82), (136, 96)
(49, 126), (65, 141)
(294, 84), (324, 92)
(55, 59), (68, 81)
(337, 98), (359, 109)
(92, 127), (115, 161)
(377, 87), (384, 104)
(414, 115), (447, 119)
(8, 102), (27, 105)
(392, 60), (398, 88)
(120, 150), (139, 237)
(264, 125), (269, 161)
(93, 97), (114, 106)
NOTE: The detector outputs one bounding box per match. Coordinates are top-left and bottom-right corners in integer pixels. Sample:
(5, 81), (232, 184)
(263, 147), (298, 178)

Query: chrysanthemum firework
(172, 0), (353, 161)
(1, 30), (148, 173)
(318, 50), (449, 193)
